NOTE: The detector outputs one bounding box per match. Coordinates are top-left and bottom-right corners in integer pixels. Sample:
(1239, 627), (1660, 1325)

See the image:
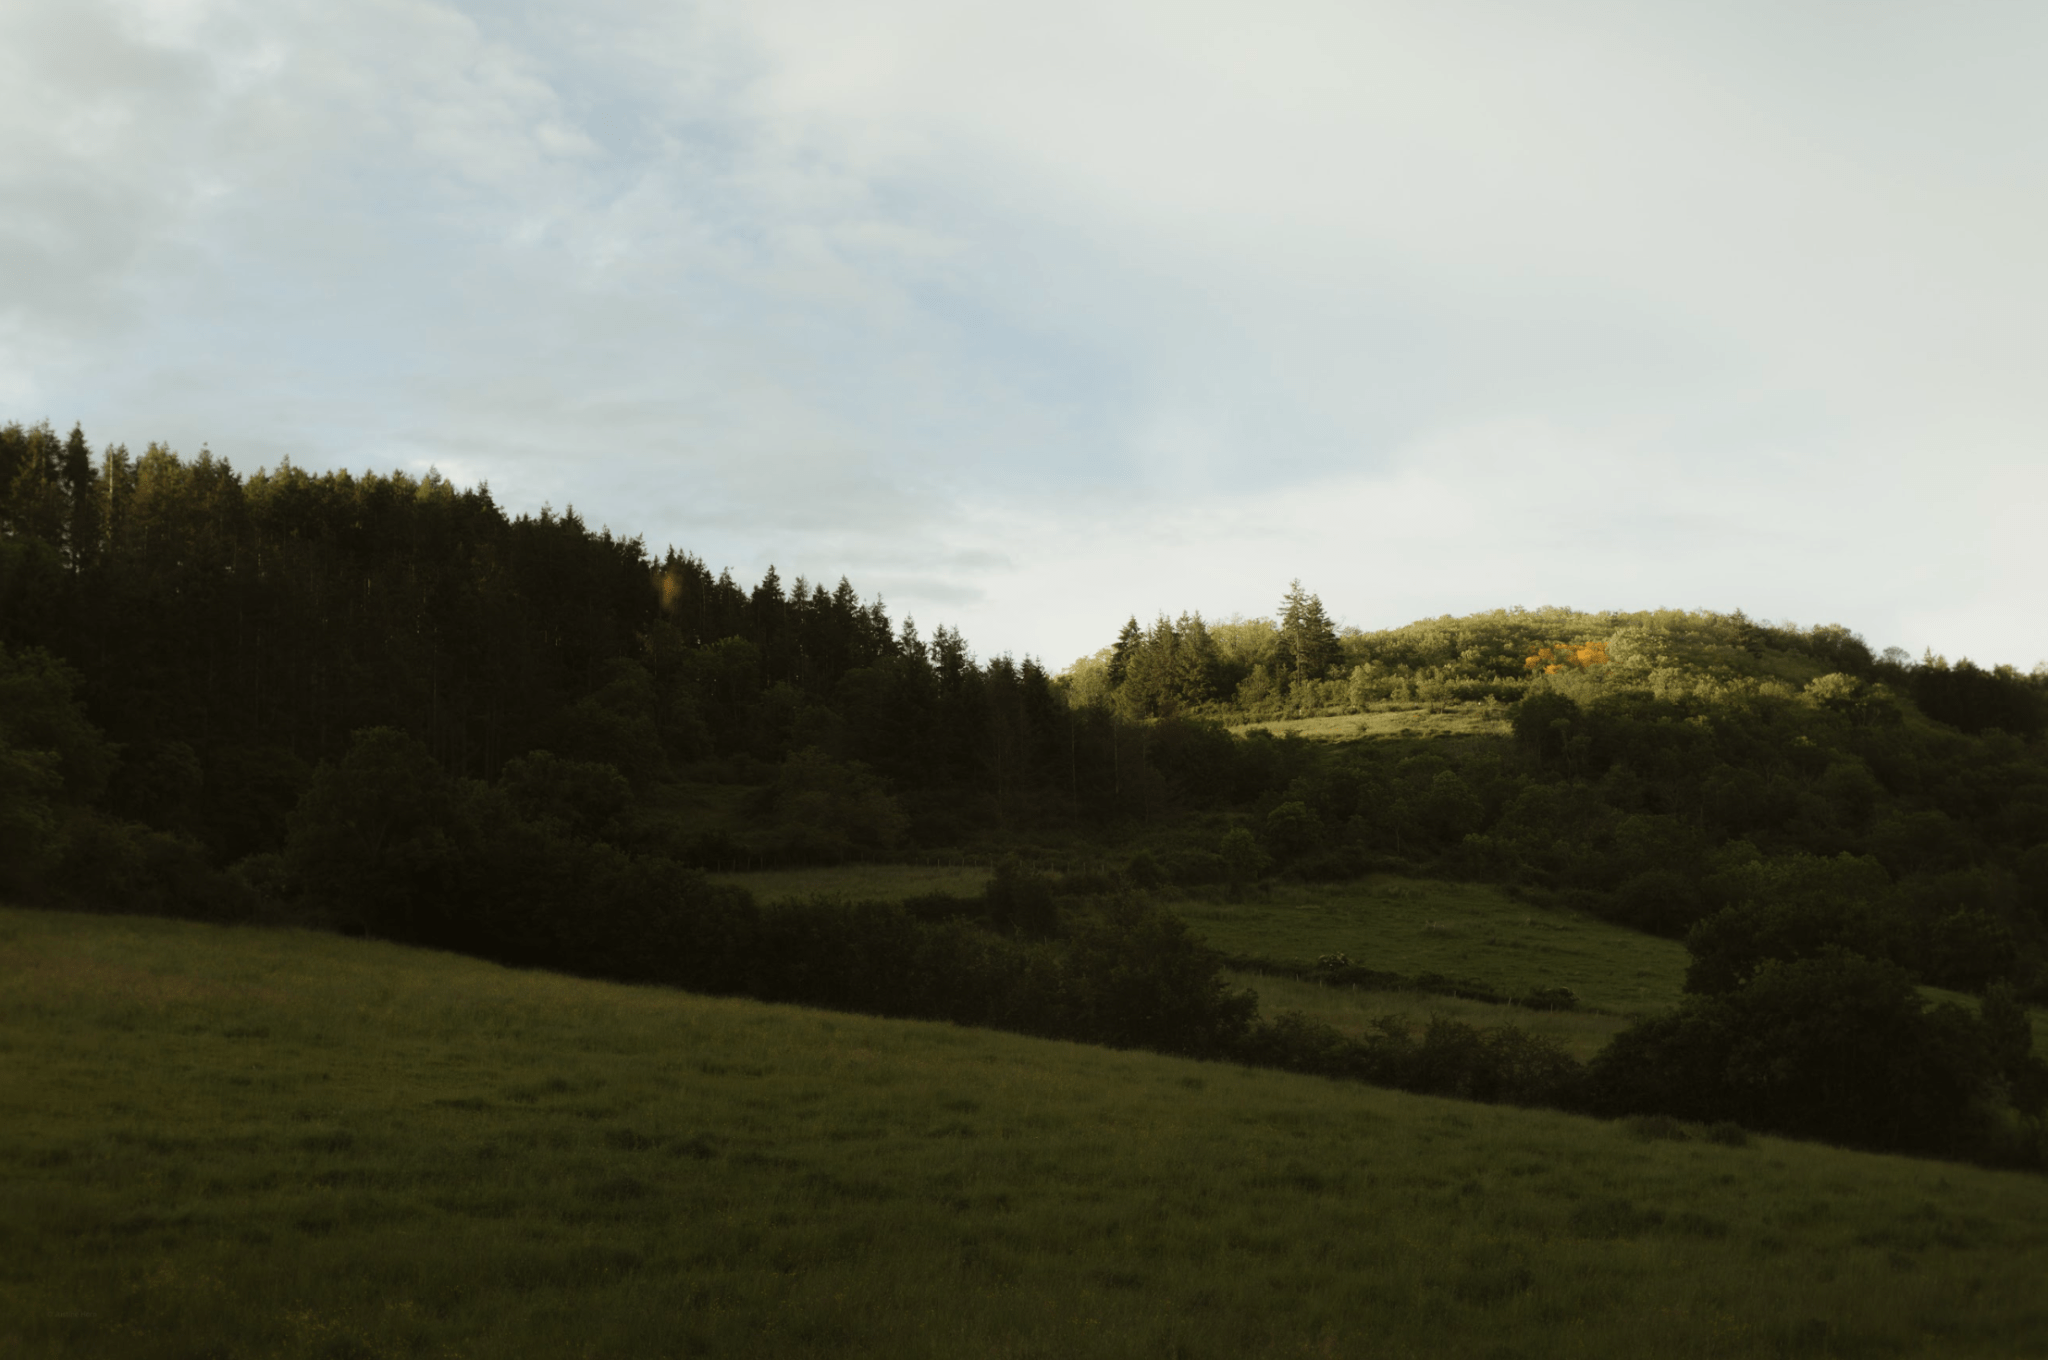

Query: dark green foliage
(1062, 903), (1258, 1054)
(498, 750), (633, 840)
(1681, 855), (2029, 995)
(1512, 689), (1583, 764)
(1236, 1008), (1585, 1109)
(1592, 948), (2039, 1156)
(1682, 855), (1901, 994)
(200, 744), (313, 861)
(2019, 843), (2048, 919)
(286, 728), (467, 938)
(7, 430), (1258, 866)
(1219, 826), (1270, 888)
(982, 856), (1057, 937)
(1912, 657), (2046, 737)
(0, 645), (121, 894)
(273, 729), (1257, 1061)
(548, 659), (667, 785)
(0, 735), (58, 890)
(1612, 870), (1706, 936)
(1262, 799), (1321, 859)
(0, 644), (118, 805)
(1122, 850), (1165, 888)
(0, 642), (258, 916)
(1420, 769), (1484, 842)
(47, 812), (254, 922)
(1921, 907), (2019, 992)
(767, 748), (908, 862)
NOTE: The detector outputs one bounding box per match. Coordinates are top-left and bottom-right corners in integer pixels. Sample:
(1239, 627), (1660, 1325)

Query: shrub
(1263, 800), (1322, 860)
(1235, 1009), (1585, 1110)
(983, 857), (1057, 937)
(1612, 870), (1707, 937)
(1062, 903), (1258, 1056)
(285, 727), (466, 938)
(1219, 827), (1271, 891)
(49, 812), (254, 922)
(1122, 851), (1166, 889)
(1683, 890), (1903, 995)
(1590, 948), (2015, 1156)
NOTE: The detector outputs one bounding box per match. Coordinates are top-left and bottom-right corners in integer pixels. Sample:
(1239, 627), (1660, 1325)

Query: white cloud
(2, 0), (2044, 670)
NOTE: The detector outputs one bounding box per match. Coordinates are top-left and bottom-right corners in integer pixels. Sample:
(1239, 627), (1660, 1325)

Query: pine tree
(1278, 580), (1339, 684)
(1107, 617), (1142, 688)
(61, 424), (100, 572)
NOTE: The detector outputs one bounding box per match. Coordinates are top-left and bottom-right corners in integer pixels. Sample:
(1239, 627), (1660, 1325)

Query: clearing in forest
(1177, 876), (1691, 1014)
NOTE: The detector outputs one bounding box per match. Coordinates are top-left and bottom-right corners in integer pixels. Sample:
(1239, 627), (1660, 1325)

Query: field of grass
(1227, 971), (1636, 1060)
(8, 907), (2048, 1358)
(707, 863), (993, 904)
(1179, 877), (1690, 1014)
(1230, 704), (1512, 743)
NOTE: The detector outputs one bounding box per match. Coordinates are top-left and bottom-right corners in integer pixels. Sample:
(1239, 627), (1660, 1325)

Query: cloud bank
(4, 0), (2044, 667)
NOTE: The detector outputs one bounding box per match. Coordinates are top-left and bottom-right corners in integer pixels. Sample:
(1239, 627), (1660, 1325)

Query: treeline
(0, 423), (1184, 873)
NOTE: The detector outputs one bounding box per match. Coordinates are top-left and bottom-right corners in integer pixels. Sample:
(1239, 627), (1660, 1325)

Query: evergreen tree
(1277, 580), (1339, 685)
(1108, 617), (1142, 688)
(60, 425), (99, 572)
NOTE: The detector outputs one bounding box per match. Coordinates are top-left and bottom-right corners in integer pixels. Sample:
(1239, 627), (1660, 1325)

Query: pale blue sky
(4, 0), (2045, 669)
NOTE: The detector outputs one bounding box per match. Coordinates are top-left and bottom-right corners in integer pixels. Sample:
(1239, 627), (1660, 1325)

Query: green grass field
(1179, 877), (1690, 1014)
(7, 907), (2048, 1359)
(707, 863), (993, 903)
(1230, 704), (1513, 742)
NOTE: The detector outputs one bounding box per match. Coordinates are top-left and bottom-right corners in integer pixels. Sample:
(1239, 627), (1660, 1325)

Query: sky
(4, 0), (2046, 671)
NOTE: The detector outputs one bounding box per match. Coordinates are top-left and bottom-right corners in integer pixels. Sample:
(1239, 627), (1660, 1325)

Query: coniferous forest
(6, 420), (2048, 1166)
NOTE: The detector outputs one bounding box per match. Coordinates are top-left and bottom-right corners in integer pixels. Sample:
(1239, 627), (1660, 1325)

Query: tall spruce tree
(1277, 580), (1339, 685)
(1108, 617), (1142, 689)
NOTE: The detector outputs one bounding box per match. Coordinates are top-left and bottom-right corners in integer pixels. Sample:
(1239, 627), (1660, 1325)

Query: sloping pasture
(4, 906), (2047, 1359)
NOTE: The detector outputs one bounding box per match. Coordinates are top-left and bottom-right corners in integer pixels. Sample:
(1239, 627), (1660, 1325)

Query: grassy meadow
(1179, 877), (1691, 1015)
(1229, 703), (1513, 742)
(7, 907), (2048, 1359)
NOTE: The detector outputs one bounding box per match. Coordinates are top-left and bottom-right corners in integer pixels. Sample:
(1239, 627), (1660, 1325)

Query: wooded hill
(5, 421), (2048, 1164)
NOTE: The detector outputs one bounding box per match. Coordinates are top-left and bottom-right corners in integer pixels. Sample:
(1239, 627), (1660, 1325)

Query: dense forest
(5, 420), (2048, 1162)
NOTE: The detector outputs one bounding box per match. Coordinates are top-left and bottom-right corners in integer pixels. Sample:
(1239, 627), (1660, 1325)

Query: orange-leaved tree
(1524, 640), (1610, 675)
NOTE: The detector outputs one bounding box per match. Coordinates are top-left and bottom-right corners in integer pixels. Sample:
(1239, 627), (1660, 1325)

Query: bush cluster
(1591, 945), (2048, 1162)
(1239, 1009), (1585, 1108)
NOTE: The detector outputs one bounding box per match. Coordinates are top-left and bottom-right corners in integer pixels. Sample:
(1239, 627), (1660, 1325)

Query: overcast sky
(5, 0), (2045, 670)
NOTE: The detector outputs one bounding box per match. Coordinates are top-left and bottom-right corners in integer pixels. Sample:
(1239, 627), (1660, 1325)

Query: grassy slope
(1180, 877), (1691, 1014)
(1229, 705), (1512, 742)
(6, 909), (2048, 1359)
